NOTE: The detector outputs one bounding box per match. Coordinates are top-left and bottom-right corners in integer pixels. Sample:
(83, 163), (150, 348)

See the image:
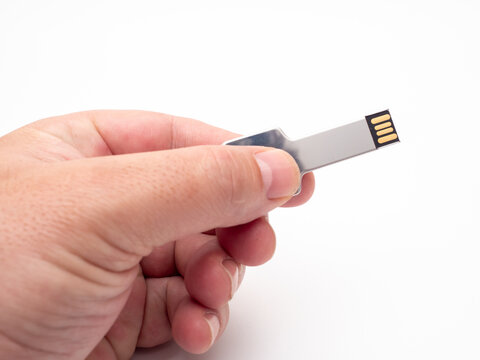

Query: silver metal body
(224, 119), (376, 175)
(224, 119), (377, 194)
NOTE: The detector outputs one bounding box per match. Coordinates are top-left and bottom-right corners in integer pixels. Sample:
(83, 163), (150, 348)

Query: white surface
(1, 1), (479, 359)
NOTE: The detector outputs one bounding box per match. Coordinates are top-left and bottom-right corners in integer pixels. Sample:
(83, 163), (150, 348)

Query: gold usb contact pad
(365, 110), (400, 148)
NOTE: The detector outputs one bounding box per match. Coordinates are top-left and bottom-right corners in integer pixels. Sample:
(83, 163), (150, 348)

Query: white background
(1, 1), (479, 359)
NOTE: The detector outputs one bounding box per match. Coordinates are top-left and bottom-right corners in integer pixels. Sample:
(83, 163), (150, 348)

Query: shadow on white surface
(133, 333), (245, 360)
(134, 342), (189, 360)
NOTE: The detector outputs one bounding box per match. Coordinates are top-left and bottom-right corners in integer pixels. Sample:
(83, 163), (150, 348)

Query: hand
(0, 110), (315, 359)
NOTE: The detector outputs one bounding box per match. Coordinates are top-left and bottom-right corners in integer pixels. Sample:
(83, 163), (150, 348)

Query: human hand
(0, 111), (315, 359)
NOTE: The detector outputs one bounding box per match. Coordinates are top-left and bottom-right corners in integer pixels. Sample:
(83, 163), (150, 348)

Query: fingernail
(222, 259), (239, 298)
(238, 264), (246, 286)
(255, 150), (300, 199)
(205, 313), (220, 347)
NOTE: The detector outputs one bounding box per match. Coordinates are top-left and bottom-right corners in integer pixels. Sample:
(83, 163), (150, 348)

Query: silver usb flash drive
(224, 110), (399, 194)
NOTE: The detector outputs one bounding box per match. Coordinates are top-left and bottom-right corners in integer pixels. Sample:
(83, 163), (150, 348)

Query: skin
(0, 110), (315, 359)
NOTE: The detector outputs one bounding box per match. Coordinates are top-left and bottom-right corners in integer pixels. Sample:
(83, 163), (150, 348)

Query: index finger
(88, 110), (238, 154)
(29, 110), (315, 204)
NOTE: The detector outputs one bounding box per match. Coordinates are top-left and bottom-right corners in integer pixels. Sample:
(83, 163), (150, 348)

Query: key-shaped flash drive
(224, 110), (399, 194)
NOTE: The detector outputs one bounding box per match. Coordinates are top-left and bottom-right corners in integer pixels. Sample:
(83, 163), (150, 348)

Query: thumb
(58, 145), (300, 256)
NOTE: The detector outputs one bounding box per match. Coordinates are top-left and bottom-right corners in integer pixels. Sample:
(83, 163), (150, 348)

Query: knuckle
(201, 147), (262, 217)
